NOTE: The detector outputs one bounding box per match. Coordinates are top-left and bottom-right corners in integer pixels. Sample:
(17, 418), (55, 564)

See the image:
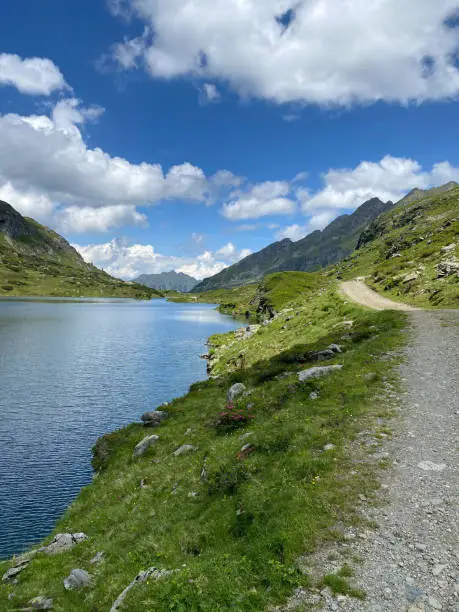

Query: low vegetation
(1, 273), (406, 611)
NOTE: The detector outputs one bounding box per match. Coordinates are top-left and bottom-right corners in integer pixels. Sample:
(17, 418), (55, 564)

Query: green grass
(166, 283), (259, 318)
(0, 277), (406, 611)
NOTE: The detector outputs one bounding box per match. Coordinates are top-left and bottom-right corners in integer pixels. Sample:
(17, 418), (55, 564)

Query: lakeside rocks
(133, 435), (159, 457)
(110, 567), (174, 612)
(41, 532), (87, 555)
(227, 383), (246, 402)
(298, 365), (343, 383)
(141, 410), (169, 427)
(63, 569), (92, 590)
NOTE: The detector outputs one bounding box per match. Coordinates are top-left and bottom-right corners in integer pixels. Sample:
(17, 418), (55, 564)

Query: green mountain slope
(337, 186), (459, 308)
(194, 197), (393, 291)
(135, 271), (197, 292)
(0, 201), (161, 299)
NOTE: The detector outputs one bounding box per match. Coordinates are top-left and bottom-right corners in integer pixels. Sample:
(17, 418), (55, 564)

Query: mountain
(135, 271), (197, 292)
(0, 201), (160, 299)
(395, 181), (458, 208)
(194, 196), (394, 291)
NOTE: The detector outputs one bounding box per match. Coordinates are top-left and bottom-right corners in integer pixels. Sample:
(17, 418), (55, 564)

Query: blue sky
(1, 0), (459, 279)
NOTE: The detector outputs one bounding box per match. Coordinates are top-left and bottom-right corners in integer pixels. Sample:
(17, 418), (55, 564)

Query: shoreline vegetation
(1, 271), (407, 610)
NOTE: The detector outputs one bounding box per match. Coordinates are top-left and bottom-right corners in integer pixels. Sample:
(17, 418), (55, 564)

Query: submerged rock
(141, 410), (169, 427)
(64, 568), (92, 590)
(298, 365), (343, 382)
(110, 567), (174, 611)
(133, 435), (159, 457)
(227, 383), (246, 402)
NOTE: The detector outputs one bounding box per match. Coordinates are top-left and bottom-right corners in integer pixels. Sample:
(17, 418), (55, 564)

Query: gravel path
(340, 280), (420, 311)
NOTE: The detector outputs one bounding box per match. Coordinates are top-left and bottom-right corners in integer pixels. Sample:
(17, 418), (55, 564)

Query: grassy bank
(1, 273), (406, 611)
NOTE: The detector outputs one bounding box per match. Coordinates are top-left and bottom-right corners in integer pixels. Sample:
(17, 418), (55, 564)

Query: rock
(41, 532), (87, 555)
(2, 559), (30, 582)
(173, 444), (197, 456)
(403, 271), (420, 283)
(309, 392), (319, 400)
(328, 344), (342, 353)
(90, 552), (105, 564)
(364, 372), (378, 382)
(63, 569), (92, 590)
(110, 567), (174, 611)
(415, 543), (427, 552)
(323, 443), (335, 451)
(436, 259), (459, 278)
(227, 383), (246, 402)
(310, 349), (336, 361)
(298, 365), (343, 382)
(133, 435), (159, 457)
(417, 460), (446, 472)
(440, 242), (456, 253)
(29, 596), (53, 609)
(140, 410), (169, 427)
(432, 564), (447, 576)
(427, 596), (442, 610)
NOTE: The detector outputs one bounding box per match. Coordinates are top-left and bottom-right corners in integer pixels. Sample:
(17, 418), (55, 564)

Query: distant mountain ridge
(135, 271), (197, 292)
(0, 201), (158, 298)
(194, 196), (394, 291)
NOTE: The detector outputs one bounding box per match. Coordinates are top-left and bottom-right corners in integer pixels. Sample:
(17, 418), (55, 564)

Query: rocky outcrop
(298, 365), (343, 382)
(42, 532), (87, 555)
(133, 435), (159, 457)
(436, 259), (459, 278)
(173, 444), (197, 456)
(141, 410), (169, 427)
(2, 558), (30, 582)
(110, 567), (174, 611)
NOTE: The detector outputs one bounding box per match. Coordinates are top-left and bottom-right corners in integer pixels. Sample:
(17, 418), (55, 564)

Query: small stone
(29, 596), (54, 609)
(328, 344), (343, 353)
(133, 435), (159, 457)
(173, 444), (197, 456)
(227, 383), (246, 402)
(298, 365), (343, 382)
(432, 564), (447, 577)
(383, 588), (392, 598)
(63, 569), (92, 590)
(415, 543), (427, 552)
(417, 461), (446, 472)
(323, 443), (336, 451)
(309, 392), (319, 400)
(427, 596), (442, 610)
(90, 552), (105, 564)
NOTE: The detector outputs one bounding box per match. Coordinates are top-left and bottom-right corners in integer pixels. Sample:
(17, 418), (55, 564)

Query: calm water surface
(0, 298), (240, 559)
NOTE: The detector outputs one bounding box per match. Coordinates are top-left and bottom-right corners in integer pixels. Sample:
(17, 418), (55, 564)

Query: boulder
(110, 567), (174, 611)
(402, 271), (420, 283)
(42, 533), (87, 555)
(328, 344), (343, 353)
(133, 435), (159, 457)
(173, 444), (197, 457)
(141, 410), (169, 427)
(436, 259), (459, 278)
(298, 365), (343, 383)
(29, 596), (53, 610)
(63, 569), (92, 590)
(227, 383), (246, 402)
(440, 243), (456, 254)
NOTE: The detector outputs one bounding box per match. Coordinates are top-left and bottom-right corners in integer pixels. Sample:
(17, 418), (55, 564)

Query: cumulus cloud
(108, 0), (459, 106)
(0, 53), (69, 95)
(199, 83), (221, 104)
(276, 211), (335, 241)
(222, 181), (297, 220)
(300, 156), (459, 213)
(74, 238), (252, 280)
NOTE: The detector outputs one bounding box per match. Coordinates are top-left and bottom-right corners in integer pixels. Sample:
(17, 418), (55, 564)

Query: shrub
(215, 402), (255, 434)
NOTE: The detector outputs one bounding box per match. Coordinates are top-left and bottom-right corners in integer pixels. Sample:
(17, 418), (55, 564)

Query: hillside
(337, 184), (459, 308)
(135, 271), (197, 292)
(194, 197), (393, 291)
(0, 201), (160, 299)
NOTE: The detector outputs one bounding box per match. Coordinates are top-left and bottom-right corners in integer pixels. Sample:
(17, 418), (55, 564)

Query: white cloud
(0, 181), (55, 222)
(237, 223), (258, 231)
(0, 53), (69, 95)
(222, 181), (297, 220)
(200, 83), (221, 104)
(276, 211), (335, 241)
(301, 156), (459, 213)
(74, 238), (252, 280)
(56, 205), (148, 233)
(109, 0), (459, 106)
